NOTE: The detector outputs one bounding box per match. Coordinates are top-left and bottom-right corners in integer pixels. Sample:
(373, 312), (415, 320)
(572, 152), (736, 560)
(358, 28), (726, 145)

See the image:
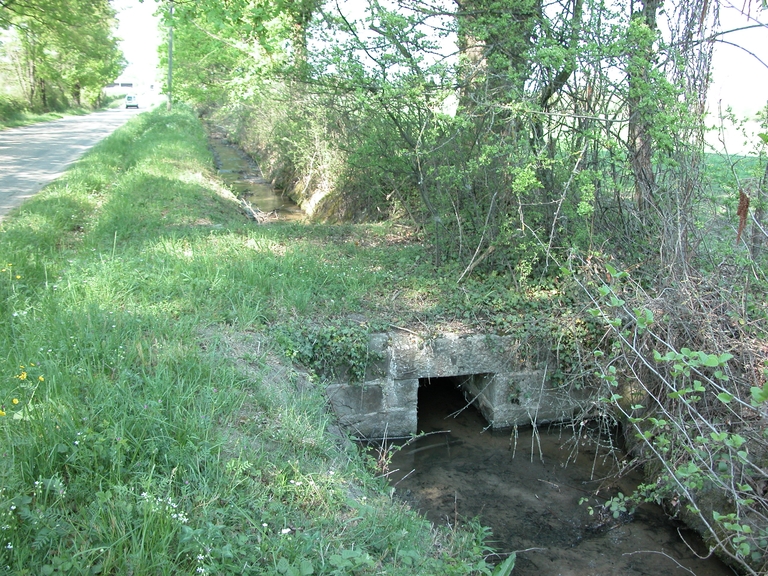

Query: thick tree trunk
(627, 0), (661, 214)
(751, 161), (768, 260)
(455, 0), (540, 116)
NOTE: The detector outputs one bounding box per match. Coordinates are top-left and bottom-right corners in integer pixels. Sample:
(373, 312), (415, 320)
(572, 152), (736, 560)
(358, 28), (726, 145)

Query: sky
(113, 0), (162, 88)
(706, 2), (768, 153)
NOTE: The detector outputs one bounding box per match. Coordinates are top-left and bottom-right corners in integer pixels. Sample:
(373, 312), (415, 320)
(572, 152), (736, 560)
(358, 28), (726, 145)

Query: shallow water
(207, 129), (304, 221)
(381, 379), (734, 575)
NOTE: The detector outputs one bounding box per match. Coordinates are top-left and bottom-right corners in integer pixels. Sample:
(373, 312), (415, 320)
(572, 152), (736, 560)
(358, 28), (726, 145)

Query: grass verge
(0, 96), (125, 131)
(0, 105), (508, 575)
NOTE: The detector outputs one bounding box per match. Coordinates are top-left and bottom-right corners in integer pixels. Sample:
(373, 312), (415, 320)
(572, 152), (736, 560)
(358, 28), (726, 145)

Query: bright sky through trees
(706, 1), (768, 152)
(113, 0), (161, 86)
(112, 0), (766, 150)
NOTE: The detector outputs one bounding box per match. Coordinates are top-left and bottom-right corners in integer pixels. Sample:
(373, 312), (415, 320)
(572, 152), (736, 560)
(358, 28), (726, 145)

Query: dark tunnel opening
(417, 375), (490, 433)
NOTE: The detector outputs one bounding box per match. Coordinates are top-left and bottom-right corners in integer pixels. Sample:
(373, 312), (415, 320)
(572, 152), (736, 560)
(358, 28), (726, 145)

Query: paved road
(0, 107), (142, 221)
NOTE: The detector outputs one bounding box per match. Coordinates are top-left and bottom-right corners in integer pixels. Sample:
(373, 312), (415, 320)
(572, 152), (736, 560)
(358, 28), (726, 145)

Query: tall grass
(0, 106), (503, 575)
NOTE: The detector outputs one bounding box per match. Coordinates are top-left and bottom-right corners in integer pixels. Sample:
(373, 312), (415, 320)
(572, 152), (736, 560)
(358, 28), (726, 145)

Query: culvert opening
(417, 375), (491, 433)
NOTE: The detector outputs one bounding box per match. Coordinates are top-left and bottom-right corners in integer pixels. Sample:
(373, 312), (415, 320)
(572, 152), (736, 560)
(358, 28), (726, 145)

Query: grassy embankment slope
(0, 96), (124, 131)
(0, 106), (516, 575)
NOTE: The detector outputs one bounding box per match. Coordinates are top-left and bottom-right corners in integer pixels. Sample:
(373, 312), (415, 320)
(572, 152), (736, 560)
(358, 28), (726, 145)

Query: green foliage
(0, 94), (28, 121)
(272, 321), (382, 383)
(586, 261), (768, 573)
(0, 0), (124, 111)
(604, 492), (635, 519)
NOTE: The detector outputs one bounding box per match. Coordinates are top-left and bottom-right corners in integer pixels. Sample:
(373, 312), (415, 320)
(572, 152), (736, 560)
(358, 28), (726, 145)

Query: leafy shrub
(0, 94), (28, 121)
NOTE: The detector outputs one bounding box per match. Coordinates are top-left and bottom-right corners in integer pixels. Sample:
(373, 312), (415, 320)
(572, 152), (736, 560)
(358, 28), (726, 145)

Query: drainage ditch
(206, 127), (304, 221)
(374, 376), (733, 575)
(200, 141), (735, 573)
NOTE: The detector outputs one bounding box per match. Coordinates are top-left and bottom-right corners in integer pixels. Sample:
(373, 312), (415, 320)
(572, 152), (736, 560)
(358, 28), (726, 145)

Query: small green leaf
(718, 353), (733, 363)
(717, 392), (733, 403)
(608, 295), (625, 307)
(758, 132), (768, 144)
(277, 558), (291, 574)
(644, 309), (654, 324)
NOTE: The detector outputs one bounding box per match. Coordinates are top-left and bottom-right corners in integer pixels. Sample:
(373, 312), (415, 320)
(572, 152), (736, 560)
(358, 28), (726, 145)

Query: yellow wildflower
(12, 399), (19, 405)
(38, 376), (44, 382)
(0, 410), (5, 417)
(15, 275), (20, 279)
(17, 372), (27, 380)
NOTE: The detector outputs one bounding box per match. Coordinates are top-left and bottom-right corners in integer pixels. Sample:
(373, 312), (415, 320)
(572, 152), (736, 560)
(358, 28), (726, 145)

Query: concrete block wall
(326, 331), (582, 439)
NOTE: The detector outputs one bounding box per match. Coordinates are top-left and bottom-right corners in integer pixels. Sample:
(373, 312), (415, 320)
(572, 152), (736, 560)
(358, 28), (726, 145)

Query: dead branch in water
(240, 199), (278, 223)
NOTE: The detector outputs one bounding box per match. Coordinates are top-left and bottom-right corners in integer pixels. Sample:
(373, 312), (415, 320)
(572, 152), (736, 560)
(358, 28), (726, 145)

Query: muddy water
(382, 379), (734, 576)
(207, 129), (304, 221)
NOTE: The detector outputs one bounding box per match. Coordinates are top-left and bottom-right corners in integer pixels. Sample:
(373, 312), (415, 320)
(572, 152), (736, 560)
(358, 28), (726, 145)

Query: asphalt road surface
(0, 107), (142, 222)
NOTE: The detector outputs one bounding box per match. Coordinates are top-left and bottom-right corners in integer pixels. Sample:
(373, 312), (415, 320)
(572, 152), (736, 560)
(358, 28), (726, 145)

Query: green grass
(0, 95), (124, 131)
(0, 105), (510, 575)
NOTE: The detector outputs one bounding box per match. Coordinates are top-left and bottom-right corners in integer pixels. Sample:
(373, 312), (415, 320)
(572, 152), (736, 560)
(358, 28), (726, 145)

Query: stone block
(335, 407), (416, 440)
(384, 378), (419, 410)
(326, 383), (384, 418)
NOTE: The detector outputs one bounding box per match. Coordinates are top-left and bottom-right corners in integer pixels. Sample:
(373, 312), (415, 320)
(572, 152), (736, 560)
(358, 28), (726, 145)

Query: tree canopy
(0, 0), (125, 110)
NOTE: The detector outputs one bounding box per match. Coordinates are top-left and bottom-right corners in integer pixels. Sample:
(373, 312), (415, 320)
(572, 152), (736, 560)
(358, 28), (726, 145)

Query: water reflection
(381, 378), (733, 575)
(207, 130), (304, 221)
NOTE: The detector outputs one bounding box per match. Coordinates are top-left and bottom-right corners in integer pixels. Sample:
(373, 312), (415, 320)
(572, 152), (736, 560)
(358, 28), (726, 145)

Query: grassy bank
(0, 95), (124, 131)
(0, 106), (517, 575)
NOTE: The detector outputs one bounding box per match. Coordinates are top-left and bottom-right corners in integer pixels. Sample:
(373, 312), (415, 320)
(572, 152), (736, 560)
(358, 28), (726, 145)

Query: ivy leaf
(699, 352), (720, 367)
(750, 384), (768, 406)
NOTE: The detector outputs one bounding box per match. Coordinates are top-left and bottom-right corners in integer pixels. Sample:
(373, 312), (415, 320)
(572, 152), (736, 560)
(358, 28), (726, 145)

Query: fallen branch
(240, 199), (278, 223)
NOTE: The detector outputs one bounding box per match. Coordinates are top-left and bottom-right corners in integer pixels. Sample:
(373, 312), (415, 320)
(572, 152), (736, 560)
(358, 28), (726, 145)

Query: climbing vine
(569, 256), (768, 575)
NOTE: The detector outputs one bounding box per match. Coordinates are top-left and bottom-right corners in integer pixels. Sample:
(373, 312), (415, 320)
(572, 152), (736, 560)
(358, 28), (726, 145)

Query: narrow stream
(206, 127), (304, 221)
(380, 378), (734, 575)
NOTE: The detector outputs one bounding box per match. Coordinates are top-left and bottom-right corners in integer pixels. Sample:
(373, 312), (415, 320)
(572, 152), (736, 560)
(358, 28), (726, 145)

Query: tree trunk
(72, 82), (81, 106)
(455, 0), (540, 117)
(751, 160), (768, 260)
(627, 0), (661, 214)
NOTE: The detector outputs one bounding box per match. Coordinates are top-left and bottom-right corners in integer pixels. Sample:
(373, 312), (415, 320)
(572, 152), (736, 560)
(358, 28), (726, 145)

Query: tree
(0, 0), (124, 110)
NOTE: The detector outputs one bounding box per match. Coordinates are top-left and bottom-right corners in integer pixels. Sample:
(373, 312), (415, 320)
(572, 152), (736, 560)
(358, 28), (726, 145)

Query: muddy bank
(378, 380), (733, 575)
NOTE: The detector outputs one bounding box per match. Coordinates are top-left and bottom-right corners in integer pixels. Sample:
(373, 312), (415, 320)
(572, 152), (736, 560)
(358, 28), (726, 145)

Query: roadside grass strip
(0, 106), (500, 575)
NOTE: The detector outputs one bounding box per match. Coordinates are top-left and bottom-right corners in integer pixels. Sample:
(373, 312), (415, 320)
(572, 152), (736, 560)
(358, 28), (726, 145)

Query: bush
(0, 94), (28, 121)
